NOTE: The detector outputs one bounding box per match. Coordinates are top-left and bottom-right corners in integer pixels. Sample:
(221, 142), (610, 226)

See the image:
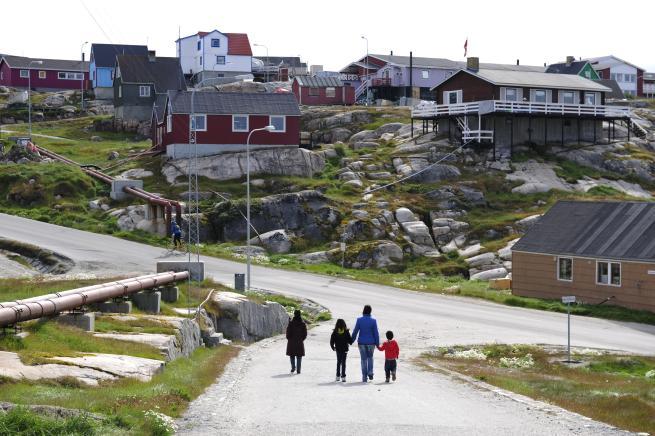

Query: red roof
(225, 33), (252, 56)
(198, 31), (209, 37)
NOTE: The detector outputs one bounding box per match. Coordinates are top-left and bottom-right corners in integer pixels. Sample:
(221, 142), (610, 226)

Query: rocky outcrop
(250, 229), (293, 254)
(207, 190), (341, 243)
(393, 158), (461, 183)
(207, 292), (289, 342)
(330, 240), (404, 270)
(162, 148), (325, 183)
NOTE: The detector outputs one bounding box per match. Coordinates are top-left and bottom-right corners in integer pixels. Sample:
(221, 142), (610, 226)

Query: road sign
(562, 295), (576, 363)
(340, 242), (346, 252)
(561, 295), (576, 304)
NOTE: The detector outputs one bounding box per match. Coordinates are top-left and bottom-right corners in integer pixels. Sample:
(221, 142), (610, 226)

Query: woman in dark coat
(286, 309), (307, 374)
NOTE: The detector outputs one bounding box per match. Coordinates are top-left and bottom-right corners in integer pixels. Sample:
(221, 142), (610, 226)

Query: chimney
(516, 59), (520, 66)
(466, 57), (479, 72)
(148, 50), (156, 62)
(566, 56), (575, 66)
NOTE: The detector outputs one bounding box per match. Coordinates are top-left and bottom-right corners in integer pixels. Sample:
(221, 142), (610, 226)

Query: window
(199, 56), (203, 66)
(269, 115), (285, 132)
(584, 92), (597, 105)
(38, 70), (46, 79)
(197, 40), (201, 51)
(584, 70), (591, 78)
(166, 114), (172, 133)
(560, 91), (575, 104)
(308, 87), (320, 96)
(505, 87), (518, 101)
(615, 73), (623, 82)
(190, 114), (206, 131)
(610, 73), (616, 81)
(139, 85), (151, 97)
(533, 89), (547, 103)
(421, 70), (429, 79)
(19, 70), (29, 78)
(216, 56), (226, 65)
(325, 87), (336, 98)
(232, 115), (248, 132)
(557, 257), (572, 281)
(211, 39), (220, 48)
(596, 261), (621, 286)
(57, 72), (84, 80)
(446, 90), (461, 104)
(630, 74), (636, 83)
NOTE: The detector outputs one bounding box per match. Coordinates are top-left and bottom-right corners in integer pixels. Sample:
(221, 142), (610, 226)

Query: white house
(586, 55), (645, 97)
(176, 30), (252, 83)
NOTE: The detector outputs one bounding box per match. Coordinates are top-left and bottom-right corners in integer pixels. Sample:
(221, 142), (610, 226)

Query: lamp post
(245, 125), (275, 290)
(80, 41), (88, 111)
(254, 43), (269, 82)
(28, 60), (43, 138)
(361, 35), (369, 106)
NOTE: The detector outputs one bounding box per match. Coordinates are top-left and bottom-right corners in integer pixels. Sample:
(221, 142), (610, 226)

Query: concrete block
(204, 332), (225, 347)
(56, 313), (95, 332)
(110, 179), (144, 201)
(95, 301), (132, 314)
(157, 261), (205, 281)
(160, 286), (179, 303)
(132, 291), (161, 313)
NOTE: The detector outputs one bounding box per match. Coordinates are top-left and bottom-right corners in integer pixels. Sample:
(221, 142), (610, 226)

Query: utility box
(234, 273), (245, 292)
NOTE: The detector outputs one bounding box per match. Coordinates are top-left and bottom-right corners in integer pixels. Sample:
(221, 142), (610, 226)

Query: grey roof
(91, 43), (148, 68)
(116, 55), (185, 93)
(1, 55), (88, 71)
(586, 55), (645, 72)
(153, 94), (168, 122)
(369, 54), (545, 72)
(452, 68), (611, 92)
(256, 56), (306, 68)
(167, 91), (301, 116)
(545, 61), (589, 75)
(644, 72), (655, 81)
(596, 79), (624, 99)
(513, 201), (655, 262)
(294, 76), (343, 87)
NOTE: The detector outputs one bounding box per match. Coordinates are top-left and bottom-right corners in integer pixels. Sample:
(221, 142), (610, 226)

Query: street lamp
(28, 60), (43, 138)
(361, 36), (369, 106)
(80, 41), (88, 111)
(245, 124), (275, 290)
(254, 43), (269, 83)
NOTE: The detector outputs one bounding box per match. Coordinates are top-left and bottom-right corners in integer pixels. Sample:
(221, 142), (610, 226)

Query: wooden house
(0, 55), (89, 91)
(292, 76), (355, 106)
(512, 201), (655, 313)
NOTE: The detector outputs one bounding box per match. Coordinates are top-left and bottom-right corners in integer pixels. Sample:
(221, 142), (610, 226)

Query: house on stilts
(410, 57), (639, 159)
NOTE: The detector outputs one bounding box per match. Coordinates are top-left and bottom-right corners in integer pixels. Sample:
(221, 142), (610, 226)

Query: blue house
(90, 43), (148, 99)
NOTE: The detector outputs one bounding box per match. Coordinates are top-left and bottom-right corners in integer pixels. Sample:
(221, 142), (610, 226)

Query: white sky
(1, 0), (654, 72)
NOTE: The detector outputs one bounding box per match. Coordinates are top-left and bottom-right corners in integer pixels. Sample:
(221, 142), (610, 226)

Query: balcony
(371, 77), (391, 87)
(412, 100), (631, 119)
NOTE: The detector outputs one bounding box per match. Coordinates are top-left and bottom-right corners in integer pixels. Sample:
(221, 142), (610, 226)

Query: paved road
(1, 213), (652, 435)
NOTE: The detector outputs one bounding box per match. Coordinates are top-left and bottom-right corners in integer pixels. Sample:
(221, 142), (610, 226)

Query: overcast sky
(2, 0), (653, 72)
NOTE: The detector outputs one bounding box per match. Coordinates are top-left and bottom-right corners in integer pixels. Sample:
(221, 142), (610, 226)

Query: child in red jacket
(377, 330), (400, 383)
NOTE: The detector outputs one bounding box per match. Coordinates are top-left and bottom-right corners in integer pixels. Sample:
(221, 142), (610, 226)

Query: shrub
(143, 410), (176, 436)
(334, 143), (345, 157)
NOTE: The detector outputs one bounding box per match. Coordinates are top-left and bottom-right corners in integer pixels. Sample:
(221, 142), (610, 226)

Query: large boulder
(470, 267), (508, 281)
(250, 229), (292, 254)
(162, 148), (325, 183)
(349, 130), (378, 144)
(465, 252), (497, 268)
(208, 292), (289, 342)
(374, 122), (405, 136)
(334, 240), (404, 270)
(516, 214), (542, 232)
(400, 221), (435, 247)
(207, 190), (341, 243)
(344, 219), (386, 242)
(395, 207), (417, 223)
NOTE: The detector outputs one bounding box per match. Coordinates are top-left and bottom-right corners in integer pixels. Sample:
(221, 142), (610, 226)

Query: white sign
(648, 270), (655, 275)
(561, 296), (576, 304)
(339, 74), (359, 81)
(340, 242), (346, 252)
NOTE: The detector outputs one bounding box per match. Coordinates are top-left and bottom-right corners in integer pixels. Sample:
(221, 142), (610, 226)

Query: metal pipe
(0, 271), (189, 327)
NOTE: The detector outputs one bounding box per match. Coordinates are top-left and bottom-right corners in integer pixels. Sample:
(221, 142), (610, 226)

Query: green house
(546, 57), (600, 80)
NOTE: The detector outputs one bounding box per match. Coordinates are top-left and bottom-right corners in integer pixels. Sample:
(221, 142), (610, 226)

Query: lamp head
(34, 60), (43, 65)
(264, 125), (275, 132)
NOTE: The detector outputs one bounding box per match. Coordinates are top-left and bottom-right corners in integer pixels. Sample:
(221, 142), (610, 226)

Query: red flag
(464, 38), (468, 57)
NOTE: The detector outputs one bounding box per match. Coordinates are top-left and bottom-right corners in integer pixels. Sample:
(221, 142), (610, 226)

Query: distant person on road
(286, 309), (307, 375)
(378, 330), (400, 383)
(171, 220), (182, 249)
(330, 318), (352, 382)
(351, 305), (379, 383)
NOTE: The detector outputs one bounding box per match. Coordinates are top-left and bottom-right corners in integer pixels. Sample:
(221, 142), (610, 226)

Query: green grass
(0, 345), (240, 434)
(0, 406), (102, 436)
(422, 344), (655, 434)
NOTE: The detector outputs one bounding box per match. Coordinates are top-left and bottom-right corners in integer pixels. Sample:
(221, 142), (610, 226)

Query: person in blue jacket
(171, 220), (182, 249)
(350, 305), (380, 383)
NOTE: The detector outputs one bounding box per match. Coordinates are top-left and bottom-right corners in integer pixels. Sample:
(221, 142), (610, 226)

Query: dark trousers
(290, 355), (302, 373)
(173, 234), (181, 247)
(384, 359), (397, 379)
(336, 351), (347, 377)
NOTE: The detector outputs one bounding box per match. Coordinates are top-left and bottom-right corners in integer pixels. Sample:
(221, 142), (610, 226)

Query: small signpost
(562, 295), (576, 363)
(340, 242), (346, 269)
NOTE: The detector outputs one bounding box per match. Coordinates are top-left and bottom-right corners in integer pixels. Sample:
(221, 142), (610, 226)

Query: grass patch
(0, 406), (102, 436)
(422, 344), (655, 434)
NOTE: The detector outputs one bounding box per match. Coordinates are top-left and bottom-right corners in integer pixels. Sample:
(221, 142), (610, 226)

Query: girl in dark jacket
(330, 319), (352, 382)
(286, 310), (307, 374)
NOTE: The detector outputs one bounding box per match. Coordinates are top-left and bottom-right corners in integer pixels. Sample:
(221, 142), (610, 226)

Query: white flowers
(145, 410), (177, 434)
(445, 348), (488, 361)
(645, 369), (655, 379)
(499, 354), (535, 369)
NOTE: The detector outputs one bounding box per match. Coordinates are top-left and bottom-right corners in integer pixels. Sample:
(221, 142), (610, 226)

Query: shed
(292, 76), (354, 106)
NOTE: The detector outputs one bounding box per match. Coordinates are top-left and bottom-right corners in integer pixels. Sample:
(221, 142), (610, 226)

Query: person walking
(171, 220), (182, 249)
(330, 319), (352, 382)
(378, 330), (400, 383)
(351, 305), (379, 383)
(286, 310), (307, 374)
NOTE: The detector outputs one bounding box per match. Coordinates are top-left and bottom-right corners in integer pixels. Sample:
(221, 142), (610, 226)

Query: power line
(80, 0), (114, 44)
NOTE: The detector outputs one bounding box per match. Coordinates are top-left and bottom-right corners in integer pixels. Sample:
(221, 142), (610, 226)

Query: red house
(292, 76), (355, 106)
(153, 91), (302, 158)
(0, 55), (89, 91)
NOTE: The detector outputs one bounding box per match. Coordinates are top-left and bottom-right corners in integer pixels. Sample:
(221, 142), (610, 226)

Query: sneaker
(335, 376), (340, 382)
(362, 377), (368, 383)
(290, 368), (295, 374)
(385, 378), (390, 383)
(392, 372), (397, 381)
(341, 376), (346, 382)
(368, 374), (373, 381)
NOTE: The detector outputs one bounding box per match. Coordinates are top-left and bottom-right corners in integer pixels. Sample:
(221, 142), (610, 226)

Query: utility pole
(81, 42), (88, 111)
(28, 60), (43, 138)
(361, 36), (369, 105)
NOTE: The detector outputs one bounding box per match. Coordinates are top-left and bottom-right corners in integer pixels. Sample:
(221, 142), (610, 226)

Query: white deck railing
(412, 100), (631, 118)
